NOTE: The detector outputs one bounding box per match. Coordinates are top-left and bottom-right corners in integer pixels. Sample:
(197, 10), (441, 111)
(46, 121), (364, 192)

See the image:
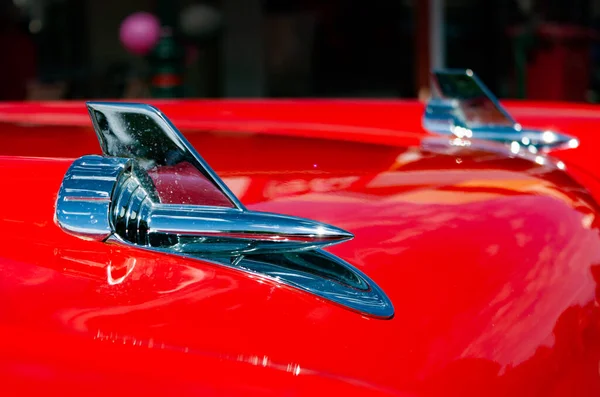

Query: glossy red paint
(1, 100), (600, 396)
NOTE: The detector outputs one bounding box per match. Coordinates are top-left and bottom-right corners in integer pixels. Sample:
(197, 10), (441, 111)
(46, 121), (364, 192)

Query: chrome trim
(57, 156), (352, 254)
(102, 242), (394, 318)
(54, 102), (394, 318)
(55, 155), (131, 241)
(204, 250), (393, 319)
(145, 206), (353, 254)
(423, 69), (579, 152)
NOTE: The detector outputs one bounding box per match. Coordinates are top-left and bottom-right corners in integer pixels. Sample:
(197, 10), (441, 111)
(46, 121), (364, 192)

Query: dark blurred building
(0, 0), (598, 101)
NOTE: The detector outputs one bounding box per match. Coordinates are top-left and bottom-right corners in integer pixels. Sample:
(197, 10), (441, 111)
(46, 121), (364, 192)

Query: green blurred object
(509, 25), (535, 99)
(149, 0), (184, 98)
(148, 29), (185, 98)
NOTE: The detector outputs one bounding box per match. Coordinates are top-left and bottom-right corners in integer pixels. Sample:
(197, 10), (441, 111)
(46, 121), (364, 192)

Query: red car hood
(1, 100), (600, 396)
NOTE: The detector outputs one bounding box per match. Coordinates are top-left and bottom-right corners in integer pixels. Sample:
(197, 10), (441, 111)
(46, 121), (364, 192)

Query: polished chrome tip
(307, 222), (354, 243)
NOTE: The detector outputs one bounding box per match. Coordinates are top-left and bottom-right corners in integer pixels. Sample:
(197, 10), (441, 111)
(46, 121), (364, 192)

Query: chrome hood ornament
(423, 69), (579, 152)
(55, 102), (393, 318)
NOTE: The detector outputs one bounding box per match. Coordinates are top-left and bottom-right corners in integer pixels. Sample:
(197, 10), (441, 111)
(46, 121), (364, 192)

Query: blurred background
(1, 0), (599, 102)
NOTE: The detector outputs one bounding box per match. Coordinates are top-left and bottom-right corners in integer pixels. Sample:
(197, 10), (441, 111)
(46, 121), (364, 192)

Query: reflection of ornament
(179, 4), (221, 38)
(119, 12), (161, 55)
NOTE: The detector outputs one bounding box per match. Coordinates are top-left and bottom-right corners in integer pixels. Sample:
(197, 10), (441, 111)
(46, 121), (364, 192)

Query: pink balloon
(119, 12), (161, 56)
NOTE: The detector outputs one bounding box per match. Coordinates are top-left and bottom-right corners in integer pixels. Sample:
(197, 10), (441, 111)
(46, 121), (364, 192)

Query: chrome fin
(87, 101), (245, 210)
(55, 102), (393, 318)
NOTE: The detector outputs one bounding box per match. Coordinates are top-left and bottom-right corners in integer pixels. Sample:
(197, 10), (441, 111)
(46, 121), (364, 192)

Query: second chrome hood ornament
(423, 69), (579, 153)
(55, 102), (393, 318)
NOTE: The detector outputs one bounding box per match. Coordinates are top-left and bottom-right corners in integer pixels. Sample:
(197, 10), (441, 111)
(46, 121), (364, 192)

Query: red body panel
(1, 100), (600, 396)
